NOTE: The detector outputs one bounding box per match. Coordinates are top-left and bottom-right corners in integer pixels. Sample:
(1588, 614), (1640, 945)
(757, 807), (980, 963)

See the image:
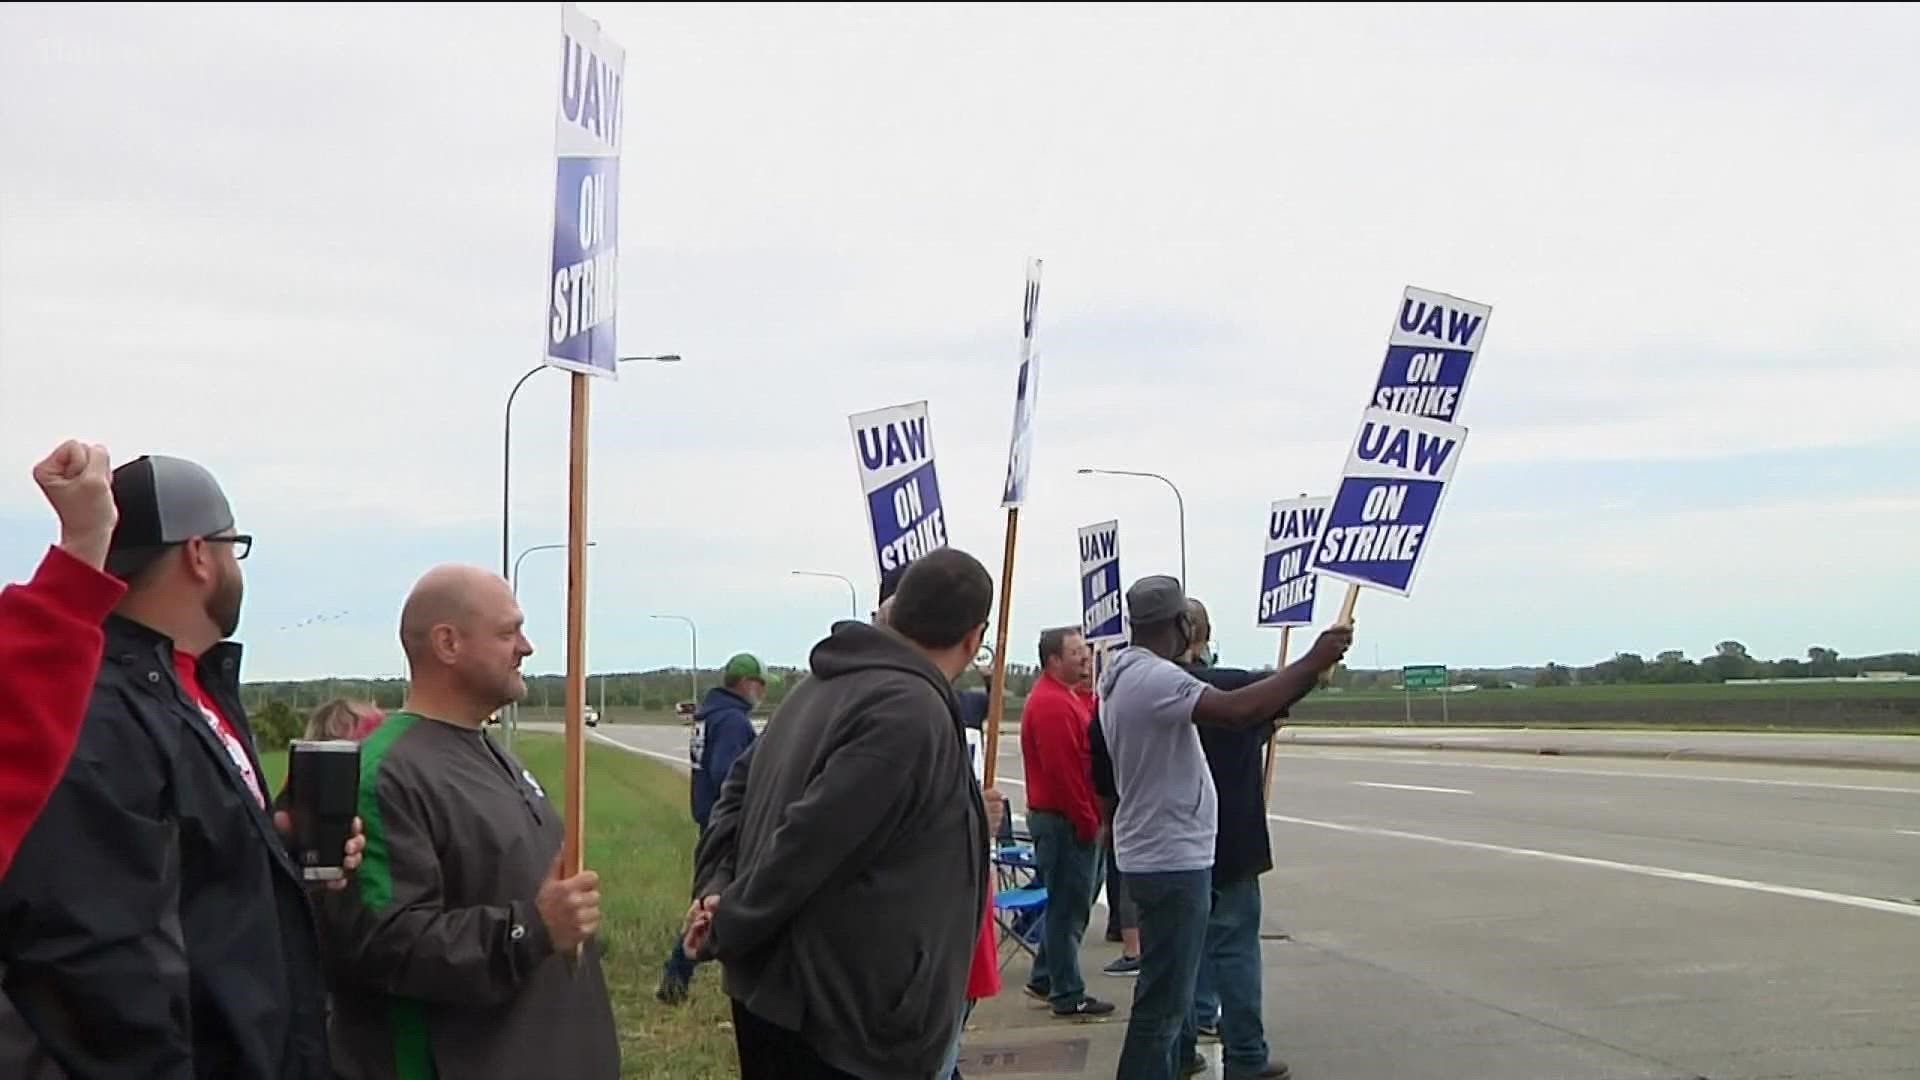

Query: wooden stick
(982, 507), (1019, 787)
(562, 373), (590, 881)
(1338, 582), (1361, 625)
(1261, 625), (1290, 807)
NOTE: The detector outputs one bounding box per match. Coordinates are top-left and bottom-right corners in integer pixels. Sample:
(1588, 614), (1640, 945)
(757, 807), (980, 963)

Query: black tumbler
(287, 739), (361, 882)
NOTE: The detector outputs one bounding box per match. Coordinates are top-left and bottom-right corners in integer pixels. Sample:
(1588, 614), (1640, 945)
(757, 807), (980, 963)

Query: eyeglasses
(204, 534), (254, 560)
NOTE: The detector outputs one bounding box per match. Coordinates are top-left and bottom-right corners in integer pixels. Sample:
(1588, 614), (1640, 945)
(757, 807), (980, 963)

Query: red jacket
(966, 877), (1001, 1000)
(1018, 672), (1101, 842)
(0, 547), (125, 878)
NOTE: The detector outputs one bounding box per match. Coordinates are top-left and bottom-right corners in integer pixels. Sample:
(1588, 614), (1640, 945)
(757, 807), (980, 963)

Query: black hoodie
(693, 621), (987, 1080)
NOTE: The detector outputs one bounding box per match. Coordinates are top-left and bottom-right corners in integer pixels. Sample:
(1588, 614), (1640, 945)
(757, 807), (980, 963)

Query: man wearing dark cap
(0, 454), (358, 1080)
(1100, 575), (1350, 1080)
(684, 548), (992, 1080)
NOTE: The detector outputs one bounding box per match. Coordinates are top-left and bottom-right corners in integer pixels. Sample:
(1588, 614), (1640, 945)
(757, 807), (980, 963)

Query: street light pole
(652, 614), (699, 708)
(500, 354), (681, 581)
(508, 541), (595, 747)
(791, 570), (858, 618)
(1077, 468), (1188, 585)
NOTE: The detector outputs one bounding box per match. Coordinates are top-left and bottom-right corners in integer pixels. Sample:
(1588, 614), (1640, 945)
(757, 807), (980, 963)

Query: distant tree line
(1319, 644), (1920, 691)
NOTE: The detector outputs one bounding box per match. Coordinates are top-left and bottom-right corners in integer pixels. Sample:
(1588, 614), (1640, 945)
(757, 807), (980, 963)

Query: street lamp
(652, 614), (699, 708)
(507, 541), (594, 748)
(791, 570), (858, 618)
(1077, 468), (1188, 586)
(501, 354), (682, 580)
(511, 541), (595, 597)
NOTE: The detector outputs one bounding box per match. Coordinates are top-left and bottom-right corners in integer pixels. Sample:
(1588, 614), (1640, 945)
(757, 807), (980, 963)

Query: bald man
(315, 565), (620, 1080)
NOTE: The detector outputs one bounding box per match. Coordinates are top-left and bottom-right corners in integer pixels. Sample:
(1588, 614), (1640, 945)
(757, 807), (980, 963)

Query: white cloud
(3, 3), (1917, 678)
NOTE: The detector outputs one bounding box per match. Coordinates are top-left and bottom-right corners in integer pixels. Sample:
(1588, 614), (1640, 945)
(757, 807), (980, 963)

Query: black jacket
(0, 616), (329, 1080)
(1088, 662), (1279, 883)
(694, 620), (987, 1080)
(315, 713), (620, 1080)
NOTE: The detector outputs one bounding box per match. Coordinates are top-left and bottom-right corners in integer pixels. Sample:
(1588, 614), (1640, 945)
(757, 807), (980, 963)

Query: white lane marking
(1352, 781), (1473, 795)
(996, 776), (1026, 787)
(1296, 751), (1920, 795)
(1898, 830), (1920, 837)
(1266, 812), (1920, 919)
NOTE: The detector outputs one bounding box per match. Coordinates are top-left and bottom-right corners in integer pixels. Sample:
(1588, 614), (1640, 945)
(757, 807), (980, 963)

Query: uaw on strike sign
(544, 4), (625, 377)
(850, 402), (949, 578)
(1310, 287), (1489, 596)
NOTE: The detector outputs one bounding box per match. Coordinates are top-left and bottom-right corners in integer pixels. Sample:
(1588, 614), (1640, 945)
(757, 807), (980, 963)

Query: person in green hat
(656, 651), (768, 1003)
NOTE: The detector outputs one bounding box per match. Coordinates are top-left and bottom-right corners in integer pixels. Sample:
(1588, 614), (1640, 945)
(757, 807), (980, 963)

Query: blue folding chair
(993, 885), (1048, 971)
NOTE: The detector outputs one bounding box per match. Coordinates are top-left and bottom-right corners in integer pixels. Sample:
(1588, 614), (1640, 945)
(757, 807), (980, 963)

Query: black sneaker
(1181, 1051), (1209, 1076)
(1105, 928), (1124, 943)
(1052, 996), (1117, 1021)
(1197, 1019), (1221, 1041)
(654, 971), (689, 1005)
(1023, 982), (1051, 1003)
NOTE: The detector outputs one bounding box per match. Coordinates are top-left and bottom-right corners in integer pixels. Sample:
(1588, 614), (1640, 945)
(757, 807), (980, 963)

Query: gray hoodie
(694, 620), (988, 1080)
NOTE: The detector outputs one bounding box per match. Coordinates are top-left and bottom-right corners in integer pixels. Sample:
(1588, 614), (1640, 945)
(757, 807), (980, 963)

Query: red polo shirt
(1018, 672), (1101, 842)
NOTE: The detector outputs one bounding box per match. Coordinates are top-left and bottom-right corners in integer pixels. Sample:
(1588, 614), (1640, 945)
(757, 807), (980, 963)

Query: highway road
(581, 722), (1920, 1078)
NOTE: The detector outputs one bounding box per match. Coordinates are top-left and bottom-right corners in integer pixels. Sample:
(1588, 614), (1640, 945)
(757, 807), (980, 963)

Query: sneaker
(1197, 1019), (1221, 1041)
(1181, 1051), (1209, 1076)
(1224, 1063), (1291, 1080)
(1105, 928), (1124, 943)
(1023, 982), (1051, 1002)
(1052, 996), (1117, 1021)
(654, 971), (689, 1005)
(1102, 954), (1141, 976)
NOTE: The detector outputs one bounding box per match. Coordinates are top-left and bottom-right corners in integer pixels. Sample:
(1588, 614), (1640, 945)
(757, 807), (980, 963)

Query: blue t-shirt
(1098, 647), (1213, 874)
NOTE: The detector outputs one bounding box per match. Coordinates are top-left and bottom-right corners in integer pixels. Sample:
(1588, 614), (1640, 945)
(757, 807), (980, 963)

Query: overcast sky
(3, 3), (1916, 681)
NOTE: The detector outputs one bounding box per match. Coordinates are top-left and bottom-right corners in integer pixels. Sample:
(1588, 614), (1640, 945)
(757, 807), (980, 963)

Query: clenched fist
(536, 854), (603, 952)
(34, 441), (116, 570)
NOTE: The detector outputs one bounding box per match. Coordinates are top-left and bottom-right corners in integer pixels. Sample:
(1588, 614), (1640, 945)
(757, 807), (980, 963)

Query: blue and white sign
(1001, 258), (1043, 508)
(850, 401), (949, 578)
(1310, 408), (1468, 597)
(544, 4), (626, 378)
(1079, 520), (1123, 643)
(1369, 287), (1491, 422)
(1257, 496), (1330, 628)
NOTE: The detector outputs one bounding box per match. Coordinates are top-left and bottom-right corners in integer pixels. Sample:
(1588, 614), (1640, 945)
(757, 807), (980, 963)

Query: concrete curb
(1279, 734), (1920, 773)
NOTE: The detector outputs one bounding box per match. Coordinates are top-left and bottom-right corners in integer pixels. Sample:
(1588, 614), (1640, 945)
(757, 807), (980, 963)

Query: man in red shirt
(0, 440), (125, 880)
(1018, 626), (1116, 1019)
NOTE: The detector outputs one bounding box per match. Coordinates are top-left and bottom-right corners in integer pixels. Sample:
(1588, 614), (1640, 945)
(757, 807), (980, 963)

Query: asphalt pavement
(578, 723), (1920, 1078)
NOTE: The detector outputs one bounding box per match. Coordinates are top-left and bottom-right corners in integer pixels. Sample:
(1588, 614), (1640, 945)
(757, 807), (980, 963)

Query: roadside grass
(261, 734), (737, 1078)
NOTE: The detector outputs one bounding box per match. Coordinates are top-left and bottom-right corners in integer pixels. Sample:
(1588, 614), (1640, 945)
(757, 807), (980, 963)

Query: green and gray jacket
(316, 713), (619, 1080)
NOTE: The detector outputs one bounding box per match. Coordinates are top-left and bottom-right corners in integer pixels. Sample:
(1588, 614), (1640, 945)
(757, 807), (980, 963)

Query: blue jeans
(1025, 810), (1099, 1008)
(662, 936), (699, 984)
(936, 998), (976, 1078)
(1116, 868), (1211, 1080)
(1186, 874), (1269, 1073)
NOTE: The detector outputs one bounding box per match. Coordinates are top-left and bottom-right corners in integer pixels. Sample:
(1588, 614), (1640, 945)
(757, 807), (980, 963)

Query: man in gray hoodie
(686, 548), (992, 1080)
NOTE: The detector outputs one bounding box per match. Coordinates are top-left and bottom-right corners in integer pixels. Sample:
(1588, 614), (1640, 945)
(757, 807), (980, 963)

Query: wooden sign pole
(982, 507), (1019, 787)
(1338, 582), (1361, 625)
(1261, 625), (1291, 806)
(562, 373), (590, 881)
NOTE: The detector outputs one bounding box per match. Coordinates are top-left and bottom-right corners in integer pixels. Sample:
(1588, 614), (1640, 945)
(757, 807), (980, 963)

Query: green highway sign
(1402, 664), (1448, 690)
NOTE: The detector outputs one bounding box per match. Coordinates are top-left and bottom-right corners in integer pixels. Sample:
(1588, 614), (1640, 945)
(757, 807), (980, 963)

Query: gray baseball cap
(106, 455), (236, 577)
(1125, 575), (1186, 626)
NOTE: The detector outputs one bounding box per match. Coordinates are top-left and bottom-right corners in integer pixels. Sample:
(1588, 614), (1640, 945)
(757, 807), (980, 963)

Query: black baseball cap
(106, 455), (236, 578)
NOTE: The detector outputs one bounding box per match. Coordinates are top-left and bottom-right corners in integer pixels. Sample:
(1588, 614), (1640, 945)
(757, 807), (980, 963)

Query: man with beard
(317, 565), (618, 1080)
(0, 454), (360, 1079)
